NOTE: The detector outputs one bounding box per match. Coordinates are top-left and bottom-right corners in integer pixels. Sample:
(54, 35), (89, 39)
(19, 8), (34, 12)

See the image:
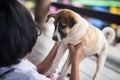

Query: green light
(71, 0), (120, 7)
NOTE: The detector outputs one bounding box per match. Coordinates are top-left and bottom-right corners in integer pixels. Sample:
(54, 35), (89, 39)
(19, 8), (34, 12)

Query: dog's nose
(53, 36), (58, 41)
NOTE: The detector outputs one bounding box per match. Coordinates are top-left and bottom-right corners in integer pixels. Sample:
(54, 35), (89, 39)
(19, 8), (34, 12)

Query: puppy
(45, 9), (115, 80)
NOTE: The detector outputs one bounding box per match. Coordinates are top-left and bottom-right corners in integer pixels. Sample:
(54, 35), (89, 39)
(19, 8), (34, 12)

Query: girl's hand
(67, 42), (85, 64)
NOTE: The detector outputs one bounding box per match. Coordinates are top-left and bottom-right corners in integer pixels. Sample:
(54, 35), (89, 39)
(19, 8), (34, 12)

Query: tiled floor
(64, 57), (120, 80)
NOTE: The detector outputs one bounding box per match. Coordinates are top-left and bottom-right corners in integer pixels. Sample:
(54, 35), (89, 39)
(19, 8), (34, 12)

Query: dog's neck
(65, 16), (89, 45)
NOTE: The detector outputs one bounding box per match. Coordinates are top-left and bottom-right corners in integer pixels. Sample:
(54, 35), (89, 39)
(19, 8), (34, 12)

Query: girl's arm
(37, 42), (61, 74)
(68, 43), (85, 80)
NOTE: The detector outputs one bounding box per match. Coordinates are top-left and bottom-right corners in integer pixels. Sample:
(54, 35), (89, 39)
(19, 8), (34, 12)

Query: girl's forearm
(70, 60), (80, 80)
(37, 42), (60, 74)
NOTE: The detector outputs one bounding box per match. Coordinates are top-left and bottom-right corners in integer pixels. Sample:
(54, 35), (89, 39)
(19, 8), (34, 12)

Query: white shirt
(0, 59), (50, 80)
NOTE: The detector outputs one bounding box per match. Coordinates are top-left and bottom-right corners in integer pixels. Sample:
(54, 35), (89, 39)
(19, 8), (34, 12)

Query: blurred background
(20, 0), (120, 45)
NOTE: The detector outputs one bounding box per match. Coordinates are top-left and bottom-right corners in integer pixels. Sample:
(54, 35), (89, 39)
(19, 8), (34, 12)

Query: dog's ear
(68, 17), (76, 28)
(46, 13), (56, 22)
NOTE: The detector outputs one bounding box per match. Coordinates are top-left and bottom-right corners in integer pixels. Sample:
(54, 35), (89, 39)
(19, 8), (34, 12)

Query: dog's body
(45, 9), (115, 80)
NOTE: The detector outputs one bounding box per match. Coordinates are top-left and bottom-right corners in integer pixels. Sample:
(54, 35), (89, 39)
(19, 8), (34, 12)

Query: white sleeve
(28, 72), (50, 80)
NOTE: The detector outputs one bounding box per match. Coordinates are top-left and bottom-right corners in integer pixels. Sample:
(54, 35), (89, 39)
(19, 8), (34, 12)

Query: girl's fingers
(75, 42), (85, 50)
(67, 44), (75, 53)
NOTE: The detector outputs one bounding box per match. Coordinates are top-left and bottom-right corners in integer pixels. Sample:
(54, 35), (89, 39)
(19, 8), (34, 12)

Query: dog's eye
(59, 23), (66, 29)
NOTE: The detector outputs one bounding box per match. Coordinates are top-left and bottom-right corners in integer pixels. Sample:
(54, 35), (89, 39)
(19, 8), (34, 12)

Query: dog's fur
(45, 9), (115, 80)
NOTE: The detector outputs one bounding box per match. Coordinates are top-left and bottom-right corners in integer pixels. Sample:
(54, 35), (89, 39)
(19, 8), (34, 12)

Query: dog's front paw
(57, 76), (65, 80)
(44, 68), (55, 77)
(50, 72), (59, 80)
(57, 73), (67, 80)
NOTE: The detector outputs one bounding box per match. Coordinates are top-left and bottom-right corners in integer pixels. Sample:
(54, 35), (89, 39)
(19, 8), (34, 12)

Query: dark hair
(0, 0), (40, 66)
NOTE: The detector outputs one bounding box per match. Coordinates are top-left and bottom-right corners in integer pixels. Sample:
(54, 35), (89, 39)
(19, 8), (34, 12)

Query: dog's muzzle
(52, 31), (67, 41)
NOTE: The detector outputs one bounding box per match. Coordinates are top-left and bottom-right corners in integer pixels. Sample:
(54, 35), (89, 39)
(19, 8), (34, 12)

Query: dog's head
(46, 9), (77, 41)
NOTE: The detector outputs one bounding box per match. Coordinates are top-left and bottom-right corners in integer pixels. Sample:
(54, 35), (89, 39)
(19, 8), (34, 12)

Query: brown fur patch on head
(56, 9), (76, 28)
(46, 9), (77, 31)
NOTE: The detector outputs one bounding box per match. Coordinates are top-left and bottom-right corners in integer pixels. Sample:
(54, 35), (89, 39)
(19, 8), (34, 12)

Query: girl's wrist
(71, 57), (80, 66)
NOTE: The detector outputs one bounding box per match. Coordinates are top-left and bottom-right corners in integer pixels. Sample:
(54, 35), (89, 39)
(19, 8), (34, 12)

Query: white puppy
(45, 9), (115, 80)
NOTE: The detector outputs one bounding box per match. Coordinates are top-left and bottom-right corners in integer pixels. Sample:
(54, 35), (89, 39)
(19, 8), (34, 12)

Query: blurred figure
(27, 0), (55, 65)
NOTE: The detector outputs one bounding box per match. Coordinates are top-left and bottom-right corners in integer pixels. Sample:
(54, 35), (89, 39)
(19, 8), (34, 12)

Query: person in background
(0, 0), (85, 80)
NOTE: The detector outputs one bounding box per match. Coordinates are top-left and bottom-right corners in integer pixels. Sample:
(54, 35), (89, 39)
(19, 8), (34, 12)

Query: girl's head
(0, 0), (40, 66)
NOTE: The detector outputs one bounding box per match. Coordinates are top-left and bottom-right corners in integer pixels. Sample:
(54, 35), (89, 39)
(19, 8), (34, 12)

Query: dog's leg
(44, 43), (67, 77)
(93, 52), (107, 80)
(57, 54), (71, 80)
